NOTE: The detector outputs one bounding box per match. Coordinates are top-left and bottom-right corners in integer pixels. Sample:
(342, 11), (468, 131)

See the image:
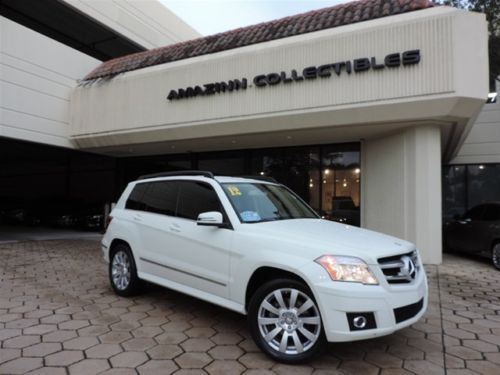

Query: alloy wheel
(111, 250), (131, 290)
(257, 288), (321, 355)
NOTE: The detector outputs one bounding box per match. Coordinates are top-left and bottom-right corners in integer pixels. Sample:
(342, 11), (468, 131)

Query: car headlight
(316, 255), (379, 285)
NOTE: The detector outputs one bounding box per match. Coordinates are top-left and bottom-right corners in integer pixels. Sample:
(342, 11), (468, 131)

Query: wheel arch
(244, 266), (312, 311)
(109, 239), (140, 268)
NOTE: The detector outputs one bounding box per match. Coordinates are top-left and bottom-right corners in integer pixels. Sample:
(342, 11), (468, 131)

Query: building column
(362, 125), (442, 264)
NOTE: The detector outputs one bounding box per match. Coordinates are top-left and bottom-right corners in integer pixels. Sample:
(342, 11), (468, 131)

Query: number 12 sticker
(227, 186), (242, 196)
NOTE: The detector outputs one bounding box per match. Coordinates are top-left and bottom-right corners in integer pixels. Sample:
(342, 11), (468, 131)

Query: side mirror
(197, 211), (224, 227)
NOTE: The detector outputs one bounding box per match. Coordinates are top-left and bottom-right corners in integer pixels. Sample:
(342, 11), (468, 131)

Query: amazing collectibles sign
(166, 50), (421, 101)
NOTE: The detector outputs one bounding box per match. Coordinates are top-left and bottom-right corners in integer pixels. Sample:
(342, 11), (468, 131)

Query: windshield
(222, 183), (319, 223)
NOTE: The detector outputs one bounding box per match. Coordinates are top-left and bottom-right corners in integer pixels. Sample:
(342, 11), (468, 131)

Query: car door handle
(169, 223), (181, 233)
(133, 214), (143, 222)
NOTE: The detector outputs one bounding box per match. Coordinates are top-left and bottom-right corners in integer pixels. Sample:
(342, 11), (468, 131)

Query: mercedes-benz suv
(102, 171), (427, 363)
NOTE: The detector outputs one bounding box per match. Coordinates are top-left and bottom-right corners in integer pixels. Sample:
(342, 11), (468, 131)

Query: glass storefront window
(467, 164), (500, 208)
(250, 147), (321, 212)
(119, 143), (361, 226)
(442, 165), (466, 221)
(442, 164), (500, 222)
(198, 156), (246, 176)
(250, 144), (360, 225)
(120, 156), (192, 183)
(321, 146), (360, 226)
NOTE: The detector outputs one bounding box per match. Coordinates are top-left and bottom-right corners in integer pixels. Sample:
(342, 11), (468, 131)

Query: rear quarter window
(125, 183), (148, 211)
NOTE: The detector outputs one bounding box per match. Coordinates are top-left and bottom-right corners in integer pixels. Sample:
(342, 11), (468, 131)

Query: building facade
(443, 85), (500, 222)
(1, 0), (495, 265)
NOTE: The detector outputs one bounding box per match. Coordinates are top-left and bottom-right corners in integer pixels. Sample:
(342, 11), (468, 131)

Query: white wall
(451, 85), (500, 164)
(363, 126), (442, 264)
(63, 0), (200, 48)
(0, 16), (100, 148)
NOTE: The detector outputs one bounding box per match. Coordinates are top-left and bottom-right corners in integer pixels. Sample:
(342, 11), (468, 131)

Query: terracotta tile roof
(82, 0), (434, 82)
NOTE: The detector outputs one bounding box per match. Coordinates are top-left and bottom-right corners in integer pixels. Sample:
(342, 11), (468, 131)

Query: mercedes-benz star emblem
(400, 255), (416, 281)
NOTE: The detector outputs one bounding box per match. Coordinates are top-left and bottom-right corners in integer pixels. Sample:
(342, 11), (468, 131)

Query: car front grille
(378, 250), (420, 284)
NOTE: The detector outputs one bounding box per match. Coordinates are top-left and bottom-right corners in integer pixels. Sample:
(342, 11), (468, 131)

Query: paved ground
(0, 240), (499, 375)
(0, 226), (101, 244)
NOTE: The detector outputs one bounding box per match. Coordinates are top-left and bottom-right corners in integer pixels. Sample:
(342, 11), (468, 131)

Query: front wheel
(109, 244), (142, 296)
(492, 243), (500, 270)
(248, 279), (326, 363)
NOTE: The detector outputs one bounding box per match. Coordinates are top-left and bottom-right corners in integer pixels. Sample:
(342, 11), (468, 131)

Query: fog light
(346, 312), (376, 331)
(353, 316), (367, 329)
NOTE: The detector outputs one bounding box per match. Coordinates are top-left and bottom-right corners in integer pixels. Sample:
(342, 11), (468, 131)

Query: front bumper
(303, 263), (428, 342)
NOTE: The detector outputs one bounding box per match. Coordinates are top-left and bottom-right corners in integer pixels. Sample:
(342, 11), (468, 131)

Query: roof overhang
(70, 7), (489, 162)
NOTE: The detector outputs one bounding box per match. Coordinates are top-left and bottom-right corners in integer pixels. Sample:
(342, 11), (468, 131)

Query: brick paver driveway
(1, 240), (499, 375)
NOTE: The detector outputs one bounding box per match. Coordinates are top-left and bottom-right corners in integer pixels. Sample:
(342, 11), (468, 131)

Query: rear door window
(142, 181), (178, 216)
(176, 181), (222, 220)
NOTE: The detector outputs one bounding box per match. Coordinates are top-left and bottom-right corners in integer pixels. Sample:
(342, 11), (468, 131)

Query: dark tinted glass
(125, 183), (148, 211)
(321, 145), (361, 226)
(467, 165), (500, 208)
(198, 155), (245, 176)
(177, 181), (221, 220)
(142, 181), (178, 216)
(442, 166), (466, 221)
(483, 204), (500, 221)
(463, 205), (485, 221)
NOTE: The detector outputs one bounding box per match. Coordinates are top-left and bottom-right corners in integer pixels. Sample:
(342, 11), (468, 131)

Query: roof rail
(239, 175), (279, 183)
(137, 170), (214, 180)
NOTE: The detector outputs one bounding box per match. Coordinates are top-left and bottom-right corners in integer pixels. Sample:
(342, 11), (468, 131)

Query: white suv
(102, 171), (427, 363)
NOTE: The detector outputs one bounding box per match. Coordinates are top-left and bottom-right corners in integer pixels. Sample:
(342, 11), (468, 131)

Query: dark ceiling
(0, 0), (146, 61)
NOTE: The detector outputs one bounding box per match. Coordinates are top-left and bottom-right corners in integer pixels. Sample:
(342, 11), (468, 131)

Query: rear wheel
(492, 243), (500, 270)
(109, 243), (142, 296)
(248, 279), (325, 363)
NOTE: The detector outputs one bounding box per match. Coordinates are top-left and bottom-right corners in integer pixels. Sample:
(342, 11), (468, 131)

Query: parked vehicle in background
(444, 202), (500, 269)
(329, 196), (360, 226)
(102, 171), (428, 363)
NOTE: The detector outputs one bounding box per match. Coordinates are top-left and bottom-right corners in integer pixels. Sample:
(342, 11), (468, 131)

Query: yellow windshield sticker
(227, 186), (242, 196)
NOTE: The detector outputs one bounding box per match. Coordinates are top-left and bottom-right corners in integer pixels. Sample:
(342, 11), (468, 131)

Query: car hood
(240, 219), (415, 264)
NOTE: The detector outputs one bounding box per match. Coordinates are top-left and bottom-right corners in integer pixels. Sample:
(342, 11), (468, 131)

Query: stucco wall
(451, 84), (500, 164)
(363, 126), (442, 264)
(0, 16), (100, 148)
(63, 0), (200, 48)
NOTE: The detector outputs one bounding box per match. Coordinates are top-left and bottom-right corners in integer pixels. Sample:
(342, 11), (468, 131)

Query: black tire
(109, 243), (142, 296)
(248, 278), (326, 363)
(492, 242), (500, 270)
